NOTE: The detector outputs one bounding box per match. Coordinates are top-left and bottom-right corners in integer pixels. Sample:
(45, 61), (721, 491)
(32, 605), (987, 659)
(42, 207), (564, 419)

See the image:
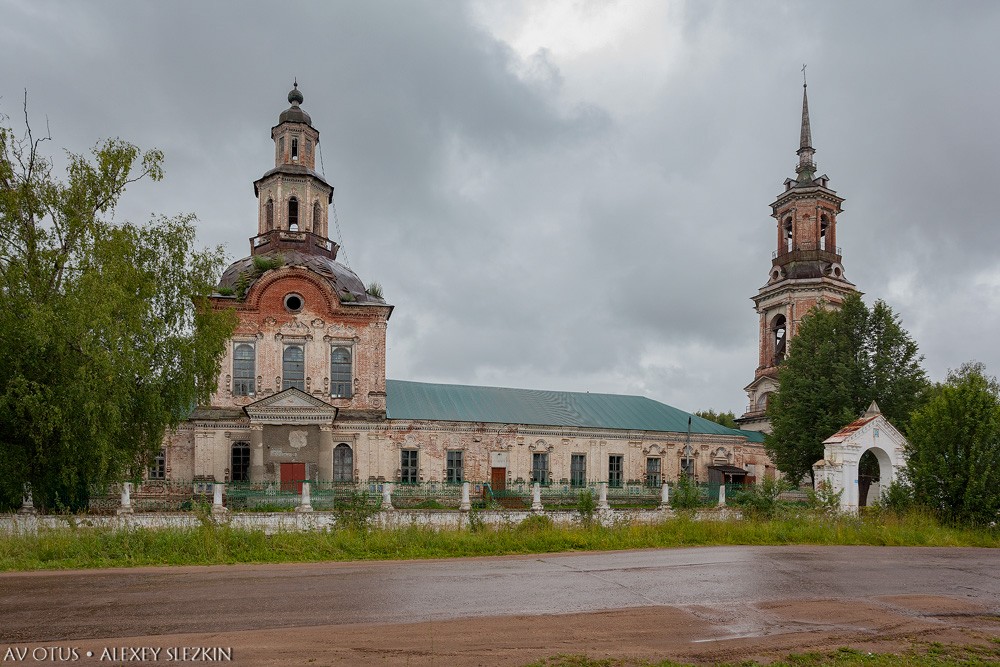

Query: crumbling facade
(160, 84), (771, 490)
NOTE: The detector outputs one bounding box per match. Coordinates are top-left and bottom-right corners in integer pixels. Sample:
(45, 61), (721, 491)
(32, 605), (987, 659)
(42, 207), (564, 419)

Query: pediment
(244, 388), (339, 424)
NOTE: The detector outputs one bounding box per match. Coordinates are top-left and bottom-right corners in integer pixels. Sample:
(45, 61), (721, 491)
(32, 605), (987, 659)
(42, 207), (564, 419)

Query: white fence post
(460, 481), (471, 511)
(117, 482), (133, 515)
(597, 482), (610, 511)
(296, 482), (313, 513)
(659, 482), (670, 510)
(382, 483), (394, 511)
(531, 482), (543, 512)
(717, 483), (727, 508)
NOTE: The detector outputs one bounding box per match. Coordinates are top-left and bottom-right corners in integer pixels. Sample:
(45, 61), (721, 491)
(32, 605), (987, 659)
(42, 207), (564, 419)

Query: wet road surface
(1, 545), (997, 643)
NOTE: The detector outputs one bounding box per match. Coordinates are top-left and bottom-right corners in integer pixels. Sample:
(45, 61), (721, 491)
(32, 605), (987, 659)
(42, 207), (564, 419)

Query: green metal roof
(385, 379), (758, 441)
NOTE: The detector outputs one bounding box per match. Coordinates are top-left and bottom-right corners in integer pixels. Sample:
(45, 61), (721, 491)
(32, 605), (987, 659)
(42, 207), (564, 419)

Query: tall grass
(0, 510), (996, 572)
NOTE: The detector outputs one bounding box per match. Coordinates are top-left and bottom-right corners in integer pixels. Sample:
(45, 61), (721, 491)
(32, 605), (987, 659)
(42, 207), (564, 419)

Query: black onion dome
(217, 250), (386, 305)
(288, 83), (304, 106)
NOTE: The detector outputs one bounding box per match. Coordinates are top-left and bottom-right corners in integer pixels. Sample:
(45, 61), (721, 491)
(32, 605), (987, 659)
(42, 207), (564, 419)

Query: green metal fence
(81, 479), (752, 514)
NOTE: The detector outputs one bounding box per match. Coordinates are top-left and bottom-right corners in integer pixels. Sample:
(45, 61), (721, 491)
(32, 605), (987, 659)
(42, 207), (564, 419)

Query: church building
(159, 83), (771, 490)
(737, 78), (859, 433)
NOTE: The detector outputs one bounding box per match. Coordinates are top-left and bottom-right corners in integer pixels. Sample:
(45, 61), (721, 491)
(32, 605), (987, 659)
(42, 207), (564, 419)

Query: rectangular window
(231, 443), (250, 482)
(680, 457), (694, 479)
(608, 455), (623, 488)
(646, 457), (662, 487)
(149, 449), (166, 480)
(233, 342), (255, 396)
(330, 345), (353, 398)
(282, 344), (305, 391)
(531, 452), (549, 485)
(571, 454), (587, 487)
(446, 451), (464, 484)
(401, 450), (418, 484)
(291, 137), (298, 161)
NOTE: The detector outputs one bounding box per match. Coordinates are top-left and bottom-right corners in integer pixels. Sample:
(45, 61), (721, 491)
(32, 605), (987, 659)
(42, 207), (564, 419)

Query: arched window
(282, 345), (305, 391)
(333, 443), (353, 483)
(265, 199), (274, 231)
(313, 201), (321, 232)
(288, 197), (299, 231)
(330, 346), (352, 398)
(783, 217), (793, 253)
(233, 343), (255, 396)
(231, 443), (250, 482)
(291, 137), (299, 161)
(820, 214), (830, 251)
(772, 315), (787, 364)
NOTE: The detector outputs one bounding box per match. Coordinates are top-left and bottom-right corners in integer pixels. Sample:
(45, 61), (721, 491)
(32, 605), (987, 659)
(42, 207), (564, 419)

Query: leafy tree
(765, 294), (927, 483)
(0, 106), (235, 511)
(694, 409), (738, 429)
(906, 362), (1000, 525)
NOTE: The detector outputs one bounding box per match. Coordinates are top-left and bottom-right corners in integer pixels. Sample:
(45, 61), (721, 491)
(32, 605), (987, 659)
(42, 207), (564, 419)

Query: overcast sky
(3, 1), (999, 415)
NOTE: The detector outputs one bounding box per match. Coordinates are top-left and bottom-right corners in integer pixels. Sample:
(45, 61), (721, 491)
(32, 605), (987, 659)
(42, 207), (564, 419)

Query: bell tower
(251, 81), (337, 258)
(737, 74), (858, 432)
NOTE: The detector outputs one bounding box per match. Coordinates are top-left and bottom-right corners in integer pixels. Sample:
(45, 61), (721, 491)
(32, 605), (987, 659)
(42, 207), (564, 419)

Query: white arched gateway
(812, 402), (908, 511)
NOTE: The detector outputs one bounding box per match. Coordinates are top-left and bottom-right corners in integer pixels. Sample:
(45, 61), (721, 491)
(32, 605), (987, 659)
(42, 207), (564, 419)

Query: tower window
(291, 137), (298, 161)
(231, 443), (250, 482)
(820, 214), (830, 251)
(282, 345), (305, 391)
(233, 343), (255, 396)
(266, 199), (274, 231)
(330, 346), (353, 398)
(772, 314), (787, 364)
(313, 201), (321, 231)
(288, 197), (299, 231)
(784, 217), (793, 253)
(306, 139), (312, 156)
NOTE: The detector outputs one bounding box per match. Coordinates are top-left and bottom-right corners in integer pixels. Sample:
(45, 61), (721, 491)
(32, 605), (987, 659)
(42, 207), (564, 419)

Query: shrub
(366, 281), (384, 299)
(333, 491), (380, 532)
(733, 477), (792, 519)
(576, 489), (596, 527)
(516, 514), (554, 533)
(806, 480), (843, 514)
(671, 476), (702, 510)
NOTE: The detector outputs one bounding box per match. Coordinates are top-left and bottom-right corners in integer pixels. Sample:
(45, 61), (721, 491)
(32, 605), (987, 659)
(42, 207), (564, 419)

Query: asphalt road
(1, 546), (997, 643)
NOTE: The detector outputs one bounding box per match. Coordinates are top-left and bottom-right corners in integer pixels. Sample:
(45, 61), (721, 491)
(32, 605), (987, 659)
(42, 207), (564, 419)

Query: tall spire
(795, 65), (816, 184)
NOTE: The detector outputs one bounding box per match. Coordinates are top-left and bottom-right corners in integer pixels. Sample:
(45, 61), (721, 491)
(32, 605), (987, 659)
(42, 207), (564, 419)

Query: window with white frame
(233, 343), (255, 396)
(330, 346), (352, 398)
(646, 457), (662, 487)
(282, 344), (305, 391)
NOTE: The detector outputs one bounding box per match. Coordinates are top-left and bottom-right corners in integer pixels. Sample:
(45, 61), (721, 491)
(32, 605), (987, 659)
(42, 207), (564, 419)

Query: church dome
(278, 81), (312, 125)
(216, 249), (385, 305)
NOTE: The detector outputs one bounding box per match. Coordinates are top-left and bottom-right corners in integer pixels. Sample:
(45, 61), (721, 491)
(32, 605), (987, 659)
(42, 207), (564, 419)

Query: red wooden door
(490, 467), (506, 492)
(280, 462), (306, 494)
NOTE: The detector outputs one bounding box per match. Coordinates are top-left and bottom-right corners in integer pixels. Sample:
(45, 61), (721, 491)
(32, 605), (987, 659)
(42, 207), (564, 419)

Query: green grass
(523, 641), (1000, 666)
(0, 511), (996, 572)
